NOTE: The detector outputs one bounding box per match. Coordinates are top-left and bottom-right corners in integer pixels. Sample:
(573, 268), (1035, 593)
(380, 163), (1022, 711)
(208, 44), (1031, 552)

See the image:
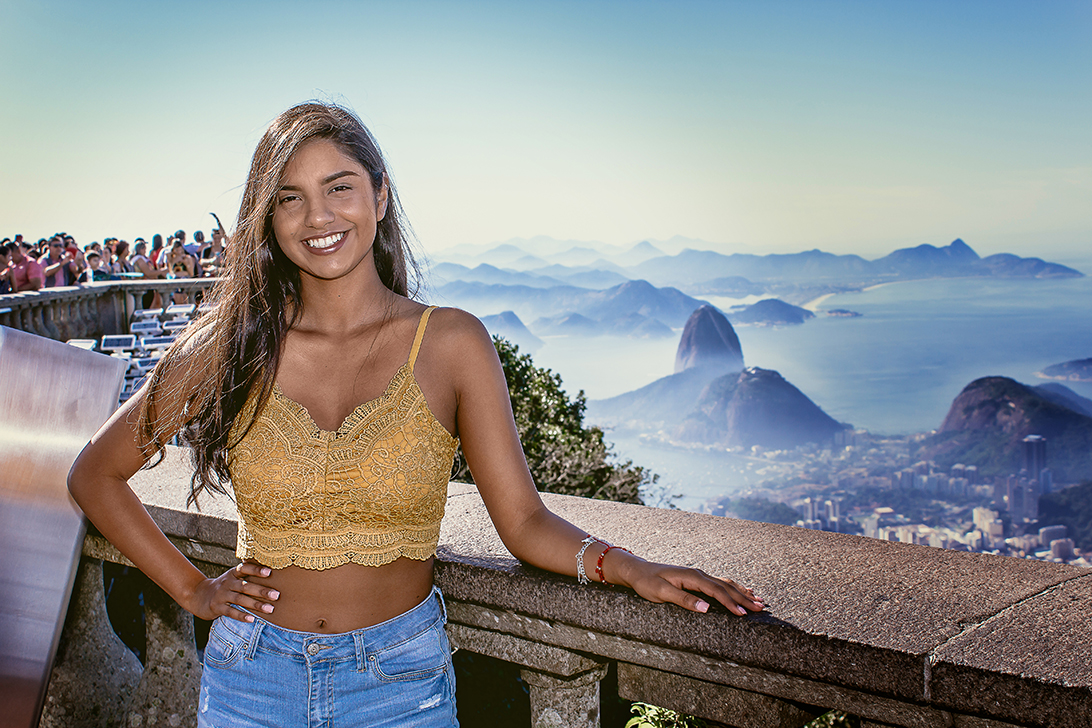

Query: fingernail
(245, 615), (255, 622)
(260, 568), (271, 577)
(736, 605), (747, 615)
(262, 604), (274, 613)
(695, 600), (709, 613)
(269, 590), (280, 600)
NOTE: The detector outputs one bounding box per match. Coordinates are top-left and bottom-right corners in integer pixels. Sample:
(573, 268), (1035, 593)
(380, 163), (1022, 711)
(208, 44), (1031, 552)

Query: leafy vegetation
(805, 711), (861, 728)
(626, 703), (705, 728)
(453, 337), (655, 504)
(721, 496), (801, 525)
(1039, 481), (1092, 550)
(624, 704), (861, 728)
(839, 485), (953, 525)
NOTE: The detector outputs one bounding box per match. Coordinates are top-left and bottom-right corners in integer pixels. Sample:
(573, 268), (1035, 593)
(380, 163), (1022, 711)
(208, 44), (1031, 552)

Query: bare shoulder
(422, 306), (492, 345)
(419, 306), (498, 369)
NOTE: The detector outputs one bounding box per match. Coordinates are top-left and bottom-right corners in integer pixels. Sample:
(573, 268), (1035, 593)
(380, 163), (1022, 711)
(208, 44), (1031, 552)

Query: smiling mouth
(305, 232), (346, 250)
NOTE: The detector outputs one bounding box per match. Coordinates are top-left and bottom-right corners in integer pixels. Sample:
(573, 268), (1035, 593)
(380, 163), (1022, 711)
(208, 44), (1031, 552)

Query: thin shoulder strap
(407, 306), (437, 372)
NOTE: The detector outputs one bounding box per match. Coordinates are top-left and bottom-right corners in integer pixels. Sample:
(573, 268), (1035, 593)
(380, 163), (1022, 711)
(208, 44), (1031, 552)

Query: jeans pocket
(204, 617), (248, 669)
(370, 623), (448, 683)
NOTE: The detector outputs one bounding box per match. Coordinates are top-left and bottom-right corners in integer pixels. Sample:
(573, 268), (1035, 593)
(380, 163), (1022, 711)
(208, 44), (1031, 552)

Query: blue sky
(1, 0), (1089, 261)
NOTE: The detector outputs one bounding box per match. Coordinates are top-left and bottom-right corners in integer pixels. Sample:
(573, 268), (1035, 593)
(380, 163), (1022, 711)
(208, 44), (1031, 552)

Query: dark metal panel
(0, 326), (126, 728)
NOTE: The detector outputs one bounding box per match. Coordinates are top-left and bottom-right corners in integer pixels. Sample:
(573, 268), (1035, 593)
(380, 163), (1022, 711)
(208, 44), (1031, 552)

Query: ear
(376, 174), (389, 222)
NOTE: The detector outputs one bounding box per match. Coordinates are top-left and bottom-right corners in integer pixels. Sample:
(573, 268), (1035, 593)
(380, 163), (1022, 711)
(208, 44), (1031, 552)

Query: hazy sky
(2, 0), (1089, 261)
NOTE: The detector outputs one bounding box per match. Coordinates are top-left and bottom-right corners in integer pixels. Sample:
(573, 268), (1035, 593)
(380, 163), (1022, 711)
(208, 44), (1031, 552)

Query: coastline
(800, 277), (963, 311)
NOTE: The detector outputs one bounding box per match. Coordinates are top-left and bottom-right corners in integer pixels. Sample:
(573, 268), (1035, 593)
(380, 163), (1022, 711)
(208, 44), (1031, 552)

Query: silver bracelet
(576, 535), (606, 585)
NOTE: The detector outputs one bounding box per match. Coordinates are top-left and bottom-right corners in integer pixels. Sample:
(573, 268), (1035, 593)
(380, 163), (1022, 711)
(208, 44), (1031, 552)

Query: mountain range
(429, 238), (1081, 316)
(434, 237), (1079, 285)
(437, 279), (709, 335)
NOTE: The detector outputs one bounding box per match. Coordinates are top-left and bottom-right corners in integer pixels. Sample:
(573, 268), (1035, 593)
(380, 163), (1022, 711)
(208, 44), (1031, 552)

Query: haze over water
(528, 261), (1092, 511)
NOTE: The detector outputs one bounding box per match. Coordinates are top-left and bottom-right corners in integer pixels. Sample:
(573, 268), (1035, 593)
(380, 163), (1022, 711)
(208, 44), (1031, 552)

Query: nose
(304, 196), (335, 229)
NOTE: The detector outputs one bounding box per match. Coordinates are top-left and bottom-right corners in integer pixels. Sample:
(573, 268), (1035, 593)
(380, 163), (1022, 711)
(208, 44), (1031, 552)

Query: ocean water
(527, 268), (1092, 510)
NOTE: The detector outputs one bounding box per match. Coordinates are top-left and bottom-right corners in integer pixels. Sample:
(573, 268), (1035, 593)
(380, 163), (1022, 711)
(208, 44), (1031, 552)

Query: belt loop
(244, 619), (265, 661)
(354, 631), (367, 673)
(434, 585), (448, 624)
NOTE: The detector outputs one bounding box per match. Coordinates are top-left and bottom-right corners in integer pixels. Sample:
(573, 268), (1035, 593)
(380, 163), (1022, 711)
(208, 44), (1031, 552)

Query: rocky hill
(591, 312), (843, 451)
(729, 299), (815, 326)
(586, 367), (718, 430)
(531, 312), (601, 335)
(1034, 383), (1092, 418)
(437, 278), (706, 331)
(480, 311), (543, 352)
(674, 305), (744, 373)
(870, 238), (980, 277)
(919, 377), (1092, 482)
(675, 367), (845, 449)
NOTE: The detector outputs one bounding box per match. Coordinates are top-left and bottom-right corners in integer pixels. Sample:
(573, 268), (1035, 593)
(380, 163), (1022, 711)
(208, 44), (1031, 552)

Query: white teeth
(305, 232), (344, 249)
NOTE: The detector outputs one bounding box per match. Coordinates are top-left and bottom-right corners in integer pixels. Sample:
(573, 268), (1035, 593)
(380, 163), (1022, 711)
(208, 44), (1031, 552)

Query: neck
(294, 266), (397, 336)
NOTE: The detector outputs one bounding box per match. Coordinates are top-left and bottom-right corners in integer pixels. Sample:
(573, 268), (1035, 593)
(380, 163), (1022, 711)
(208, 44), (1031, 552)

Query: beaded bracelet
(596, 544), (632, 584)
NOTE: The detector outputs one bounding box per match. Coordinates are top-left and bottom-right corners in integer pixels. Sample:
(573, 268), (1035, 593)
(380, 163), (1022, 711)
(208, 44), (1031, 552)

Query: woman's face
(272, 138), (387, 284)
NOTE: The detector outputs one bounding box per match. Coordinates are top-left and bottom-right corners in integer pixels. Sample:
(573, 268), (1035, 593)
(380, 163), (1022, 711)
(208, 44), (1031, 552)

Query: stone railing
(0, 280), (217, 341)
(43, 447), (1091, 728)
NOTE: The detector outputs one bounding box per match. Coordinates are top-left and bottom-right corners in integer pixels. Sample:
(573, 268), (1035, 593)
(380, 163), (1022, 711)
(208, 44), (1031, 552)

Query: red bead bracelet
(596, 544), (632, 583)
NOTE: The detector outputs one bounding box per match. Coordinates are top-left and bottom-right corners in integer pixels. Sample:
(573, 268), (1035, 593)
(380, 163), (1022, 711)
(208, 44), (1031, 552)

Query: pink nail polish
(262, 604), (274, 613)
(245, 615), (255, 622)
(695, 600), (709, 613)
(269, 590), (280, 600)
(261, 568), (271, 577)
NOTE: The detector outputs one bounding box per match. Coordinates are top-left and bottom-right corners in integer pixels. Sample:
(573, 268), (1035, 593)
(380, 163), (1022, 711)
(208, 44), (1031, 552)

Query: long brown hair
(139, 102), (420, 505)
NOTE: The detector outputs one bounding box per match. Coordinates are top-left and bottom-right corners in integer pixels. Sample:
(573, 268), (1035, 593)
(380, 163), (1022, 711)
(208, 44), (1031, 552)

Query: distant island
(826, 309), (861, 318)
(728, 299), (814, 326)
(1036, 358), (1092, 383)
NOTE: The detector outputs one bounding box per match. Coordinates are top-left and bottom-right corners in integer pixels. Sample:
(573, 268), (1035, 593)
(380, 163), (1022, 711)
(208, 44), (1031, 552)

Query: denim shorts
(198, 586), (458, 727)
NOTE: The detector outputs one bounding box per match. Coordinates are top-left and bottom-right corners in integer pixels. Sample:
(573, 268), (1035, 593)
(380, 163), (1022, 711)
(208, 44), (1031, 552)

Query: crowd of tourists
(0, 229), (227, 294)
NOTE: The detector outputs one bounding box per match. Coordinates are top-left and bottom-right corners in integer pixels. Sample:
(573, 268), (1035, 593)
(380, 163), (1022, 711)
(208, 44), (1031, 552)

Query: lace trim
(237, 522), (441, 570)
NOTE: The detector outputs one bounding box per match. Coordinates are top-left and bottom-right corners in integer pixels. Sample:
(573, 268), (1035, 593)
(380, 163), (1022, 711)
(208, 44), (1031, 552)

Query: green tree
(453, 337), (654, 505)
(1038, 481), (1092, 550)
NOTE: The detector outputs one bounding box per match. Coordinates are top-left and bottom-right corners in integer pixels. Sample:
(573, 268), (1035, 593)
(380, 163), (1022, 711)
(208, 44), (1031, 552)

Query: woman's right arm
(68, 379), (279, 623)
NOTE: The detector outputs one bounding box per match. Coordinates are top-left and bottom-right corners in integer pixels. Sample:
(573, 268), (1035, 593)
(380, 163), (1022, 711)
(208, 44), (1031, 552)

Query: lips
(304, 231), (346, 250)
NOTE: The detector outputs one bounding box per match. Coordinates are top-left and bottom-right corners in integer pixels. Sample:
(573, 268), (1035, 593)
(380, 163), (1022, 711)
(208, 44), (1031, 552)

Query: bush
(453, 337), (655, 504)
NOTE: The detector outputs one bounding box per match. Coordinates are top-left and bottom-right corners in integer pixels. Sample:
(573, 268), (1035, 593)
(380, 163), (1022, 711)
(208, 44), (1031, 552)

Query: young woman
(68, 102), (763, 727)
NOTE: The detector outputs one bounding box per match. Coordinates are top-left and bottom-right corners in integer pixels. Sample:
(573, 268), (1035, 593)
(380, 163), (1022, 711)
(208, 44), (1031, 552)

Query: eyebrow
(279, 170), (359, 192)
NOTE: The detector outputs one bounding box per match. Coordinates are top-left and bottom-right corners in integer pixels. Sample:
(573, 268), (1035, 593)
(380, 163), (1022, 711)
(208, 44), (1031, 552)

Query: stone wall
(0, 280), (216, 341)
(47, 447), (1092, 727)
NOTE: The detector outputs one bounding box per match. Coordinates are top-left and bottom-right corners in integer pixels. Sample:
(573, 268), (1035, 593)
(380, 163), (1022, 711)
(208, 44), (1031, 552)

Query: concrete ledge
(117, 447), (1090, 727)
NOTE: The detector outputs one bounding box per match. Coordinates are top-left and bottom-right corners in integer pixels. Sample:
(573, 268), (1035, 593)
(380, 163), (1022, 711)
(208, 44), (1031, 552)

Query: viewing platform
(2, 284), (1090, 728)
(0, 279), (216, 343)
(39, 447), (1092, 728)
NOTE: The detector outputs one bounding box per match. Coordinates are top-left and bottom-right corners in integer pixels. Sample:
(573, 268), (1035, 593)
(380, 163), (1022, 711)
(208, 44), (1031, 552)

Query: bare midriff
(245, 557), (435, 633)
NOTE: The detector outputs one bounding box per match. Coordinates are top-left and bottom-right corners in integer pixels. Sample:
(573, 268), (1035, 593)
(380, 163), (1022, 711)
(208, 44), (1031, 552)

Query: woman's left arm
(444, 311), (764, 616)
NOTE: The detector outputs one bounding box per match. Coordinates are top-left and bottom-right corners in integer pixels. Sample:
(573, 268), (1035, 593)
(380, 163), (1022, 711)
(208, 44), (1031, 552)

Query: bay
(527, 269), (1092, 511)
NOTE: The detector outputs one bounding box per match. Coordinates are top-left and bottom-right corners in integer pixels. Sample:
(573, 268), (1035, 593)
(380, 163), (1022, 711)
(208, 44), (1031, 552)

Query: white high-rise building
(1039, 525), (1067, 544)
(1050, 538), (1075, 561)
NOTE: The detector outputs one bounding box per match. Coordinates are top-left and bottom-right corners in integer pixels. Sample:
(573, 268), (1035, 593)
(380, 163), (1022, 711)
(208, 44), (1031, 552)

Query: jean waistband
(217, 585), (447, 666)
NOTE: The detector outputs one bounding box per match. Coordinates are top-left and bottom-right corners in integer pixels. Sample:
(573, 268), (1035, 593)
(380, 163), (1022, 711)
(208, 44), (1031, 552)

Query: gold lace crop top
(227, 307), (459, 570)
